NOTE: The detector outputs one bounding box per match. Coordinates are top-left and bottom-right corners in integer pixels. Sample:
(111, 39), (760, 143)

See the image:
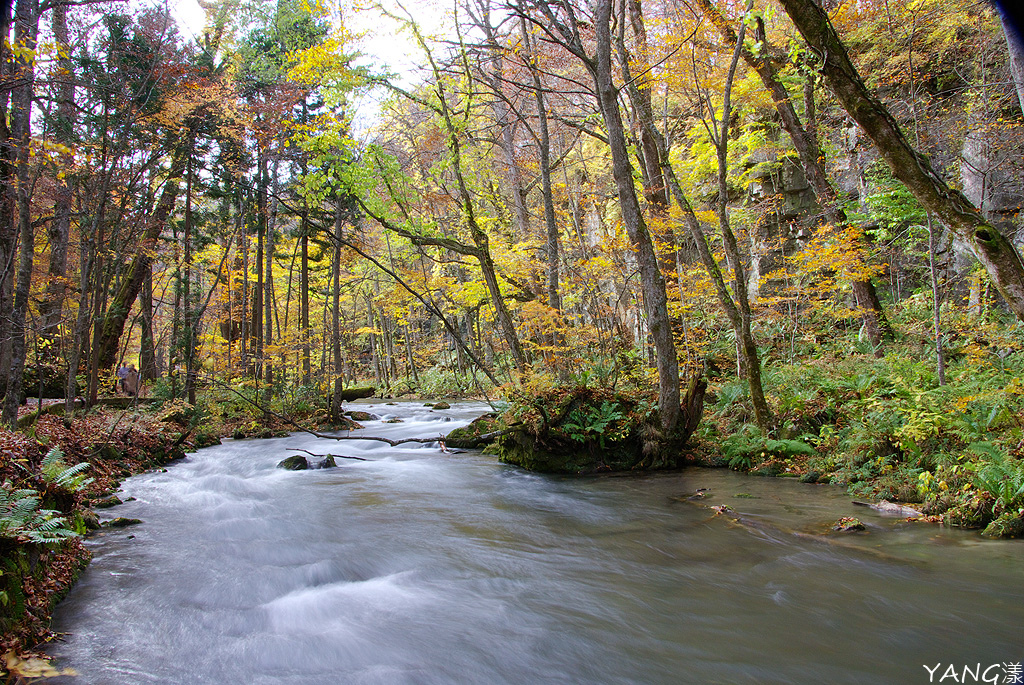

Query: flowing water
(49, 401), (1023, 684)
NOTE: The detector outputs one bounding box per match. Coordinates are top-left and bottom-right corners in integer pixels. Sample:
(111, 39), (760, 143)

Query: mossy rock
(313, 456), (337, 469)
(193, 432), (222, 449)
(277, 455), (308, 470)
(81, 510), (100, 530)
(103, 517), (142, 528)
(832, 517), (866, 532)
(383, 417), (404, 424)
(337, 386), (375, 401)
(799, 471), (821, 484)
(494, 383), (704, 474)
(93, 495), (122, 509)
(92, 443), (122, 462)
(231, 429), (247, 440)
(982, 513), (1024, 538)
(751, 461), (784, 477)
(345, 411), (379, 422)
(432, 401), (451, 410)
(444, 413), (500, 449)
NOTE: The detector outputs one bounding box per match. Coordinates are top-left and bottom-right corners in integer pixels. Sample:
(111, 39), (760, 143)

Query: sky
(165, 0), (448, 133)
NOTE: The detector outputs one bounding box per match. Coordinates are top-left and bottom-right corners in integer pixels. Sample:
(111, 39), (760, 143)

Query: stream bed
(49, 401), (1023, 684)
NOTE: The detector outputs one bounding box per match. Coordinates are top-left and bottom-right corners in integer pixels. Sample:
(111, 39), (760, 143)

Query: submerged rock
(277, 455), (309, 470)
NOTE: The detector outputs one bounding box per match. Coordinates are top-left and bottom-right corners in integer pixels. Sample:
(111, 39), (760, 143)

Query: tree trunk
(301, 226), (310, 384)
(778, 0), (1024, 321)
(2, 0), (39, 427)
(94, 135), (191, 369)
(519, 18), (561, 310)
(39, 0), (74, 352)
(593, 0), (680, 435)
(140, 266), (157, 381)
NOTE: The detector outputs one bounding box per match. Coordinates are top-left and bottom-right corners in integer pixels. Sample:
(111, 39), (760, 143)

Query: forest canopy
(0, 0), (1018, 435)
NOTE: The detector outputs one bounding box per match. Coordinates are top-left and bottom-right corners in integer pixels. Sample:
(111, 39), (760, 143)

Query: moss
(982, 513), (1024, 538)
(445, 413), (500, 449)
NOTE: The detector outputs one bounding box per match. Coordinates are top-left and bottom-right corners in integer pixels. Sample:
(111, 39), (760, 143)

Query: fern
(0, 480), (80, 546)
(971, 442), (1024, 514)
(41, 446), (93, 492)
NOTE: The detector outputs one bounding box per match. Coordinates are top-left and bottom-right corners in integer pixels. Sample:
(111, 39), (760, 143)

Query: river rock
(383, 417), (404, 423)
(345, 411), (379, 422)
(81, 510), (100, 530)
(277, 456), (309, 470)
(313, 456), (337, 469)
(444, 413), (500, 449)
(832, 517), (866, 532)
(103, 517), (142, 528)
(432, 401), (451, 410)
(93, 495), (123, 509)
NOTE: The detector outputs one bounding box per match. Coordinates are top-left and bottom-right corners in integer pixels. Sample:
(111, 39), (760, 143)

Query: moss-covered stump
(496, 382), (705, 474)
(444, 413), (500, 449)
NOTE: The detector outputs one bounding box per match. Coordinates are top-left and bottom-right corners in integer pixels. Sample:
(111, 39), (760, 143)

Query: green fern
(0, 480), (80, 546)
(41, 446), (93, 492)
(971, 442), (1024, 514)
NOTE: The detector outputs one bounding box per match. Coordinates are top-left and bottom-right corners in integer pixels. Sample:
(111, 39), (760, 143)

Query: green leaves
(0, 483), (79, 546)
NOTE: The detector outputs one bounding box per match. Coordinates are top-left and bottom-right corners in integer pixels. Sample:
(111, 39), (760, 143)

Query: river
(48, 401), (1023, 684)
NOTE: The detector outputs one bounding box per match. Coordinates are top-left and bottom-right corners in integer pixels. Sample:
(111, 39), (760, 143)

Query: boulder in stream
(277, 455), (309, 470)
(345, 411), (379, 422)
(103, 517), (142, 528)
(313, 456), (337, 469)
(444, 413), (501, 449)
(832, 517), (866, 532)
(432, 401), (451, 410)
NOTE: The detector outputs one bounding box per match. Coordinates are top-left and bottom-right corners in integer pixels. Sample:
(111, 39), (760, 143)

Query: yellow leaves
(2, 650), (77, 681)
(288, 33), (358, 88)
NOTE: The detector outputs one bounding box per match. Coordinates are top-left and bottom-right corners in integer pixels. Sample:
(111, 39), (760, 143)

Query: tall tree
(516, 0), (682, 434)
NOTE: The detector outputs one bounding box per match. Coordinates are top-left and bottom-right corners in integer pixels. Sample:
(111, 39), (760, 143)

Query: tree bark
(778, 0), (1024, 321)
(38, 0), (74, 352)
(2, 0), (40, 427)
(592, 0), (680, 435)
(94, 134), (192, 369)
